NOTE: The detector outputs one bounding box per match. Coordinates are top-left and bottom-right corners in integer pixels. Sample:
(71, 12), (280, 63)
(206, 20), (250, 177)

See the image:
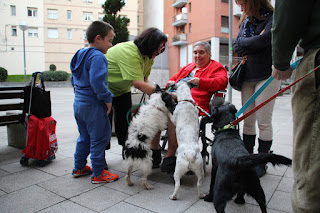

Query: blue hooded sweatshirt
(70, 47), (113, 103)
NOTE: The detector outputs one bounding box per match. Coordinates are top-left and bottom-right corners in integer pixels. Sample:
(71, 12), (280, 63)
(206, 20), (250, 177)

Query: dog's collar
(152, 105), (167, 114)
(179, 99), (196, 105)
(215, 124), (238, 134)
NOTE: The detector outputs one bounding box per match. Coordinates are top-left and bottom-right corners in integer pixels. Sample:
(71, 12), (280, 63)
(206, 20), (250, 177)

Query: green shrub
(42, 71), (68, 81)
(49, 64), (57, 71)
(0, 67), (8, 82)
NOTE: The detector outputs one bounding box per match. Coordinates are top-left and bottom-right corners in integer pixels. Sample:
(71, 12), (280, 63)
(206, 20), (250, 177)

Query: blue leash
(235, 58), (303, 118)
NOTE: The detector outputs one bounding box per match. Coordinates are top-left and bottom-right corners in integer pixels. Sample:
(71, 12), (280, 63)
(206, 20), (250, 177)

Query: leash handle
(231, 64), (320, 126)
(235, 58), (303, 118)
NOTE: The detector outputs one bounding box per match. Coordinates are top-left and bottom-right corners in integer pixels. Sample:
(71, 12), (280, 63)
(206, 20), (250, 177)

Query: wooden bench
(0, 86), (28, 149)
(0, 86), (28, 126)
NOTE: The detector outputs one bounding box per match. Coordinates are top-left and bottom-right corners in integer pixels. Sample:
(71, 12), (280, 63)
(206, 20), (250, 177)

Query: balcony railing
(172, 13), (187, 27)
(172, 0), (187, 8)
(172, 33), (187, 46)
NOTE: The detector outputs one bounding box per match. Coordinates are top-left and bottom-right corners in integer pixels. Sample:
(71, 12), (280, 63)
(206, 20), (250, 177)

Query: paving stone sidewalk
(0, 87), (294, 213)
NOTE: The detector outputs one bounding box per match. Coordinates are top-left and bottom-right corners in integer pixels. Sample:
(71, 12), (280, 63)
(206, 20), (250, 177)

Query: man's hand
(106, 102), (112, 115)
(272, 65), (292, 80)
(187, 77), (200, 88)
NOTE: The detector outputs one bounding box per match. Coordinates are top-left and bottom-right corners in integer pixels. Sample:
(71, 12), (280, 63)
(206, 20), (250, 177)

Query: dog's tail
(236, 153), (292, 169)
(184, 151), (197, 163)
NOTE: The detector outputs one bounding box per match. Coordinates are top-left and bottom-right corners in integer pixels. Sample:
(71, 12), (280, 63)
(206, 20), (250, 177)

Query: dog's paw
(145, 185), (154, 190)
(169, 194), (177, 200)
(125, 175), (134, 186)
(199, 193), (206, 199)
(203, 194), (213, 202)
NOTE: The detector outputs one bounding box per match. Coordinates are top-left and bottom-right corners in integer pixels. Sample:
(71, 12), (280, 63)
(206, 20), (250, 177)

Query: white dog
(124, 85), (175, 190)
(169, 82), (205, 200)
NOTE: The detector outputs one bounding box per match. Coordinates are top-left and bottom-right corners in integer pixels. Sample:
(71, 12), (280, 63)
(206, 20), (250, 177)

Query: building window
(28, 28), (38, 37)
(10, 5), (16, 16)
(221, 0), (229, 3)
(28, 8), (38, 17)
(189, 23), (192, 33)
(12, 26), (17, 36)
(221, 16), (229, 33)
(137, 15), (139, 24)
(67, 29), (72, 39)
(83, 12), (93, 21)
(189, 3), (191, 12)
(47, 9), (58, 19)
(179, 26), (185, 34)
(67, 10), (72, 20)
(98, 13), (104, 21)
(48, 28), (58, 38)
(83, 0), (93, 3)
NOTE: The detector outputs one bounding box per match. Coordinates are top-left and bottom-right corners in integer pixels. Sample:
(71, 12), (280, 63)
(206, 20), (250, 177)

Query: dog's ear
(161, 92), (176, 113)
(155, 84), (161, 93)
(228, 103), (238, 114)
(187, 82), (197, 89)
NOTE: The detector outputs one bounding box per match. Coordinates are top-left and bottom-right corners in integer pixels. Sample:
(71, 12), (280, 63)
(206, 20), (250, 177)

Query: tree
(102, 0), (130, 45)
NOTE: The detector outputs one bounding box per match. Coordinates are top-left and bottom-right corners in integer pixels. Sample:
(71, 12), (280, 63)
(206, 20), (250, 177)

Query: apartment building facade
(164, 0), (240, 77)
(0, 0), (142, 75)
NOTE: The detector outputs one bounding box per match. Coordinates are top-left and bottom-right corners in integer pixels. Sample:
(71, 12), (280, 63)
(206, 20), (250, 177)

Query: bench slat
(0, 114), (24, 126)
(0, 91), (25, 99)
(0, 103), (24, 111)
(0, 87), (26, 91)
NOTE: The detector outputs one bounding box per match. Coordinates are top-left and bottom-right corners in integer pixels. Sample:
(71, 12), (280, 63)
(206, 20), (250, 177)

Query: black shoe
(151, 149), (162, 168)
(256, 164), (267, 178)
(161, 156), (176, 174)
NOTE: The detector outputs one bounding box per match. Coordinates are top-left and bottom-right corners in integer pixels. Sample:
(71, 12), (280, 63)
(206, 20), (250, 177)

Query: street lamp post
(19, 22), (28, 85)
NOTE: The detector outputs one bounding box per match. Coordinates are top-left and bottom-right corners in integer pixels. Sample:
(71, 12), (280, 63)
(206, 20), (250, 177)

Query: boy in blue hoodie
(70, 21), (118, 184)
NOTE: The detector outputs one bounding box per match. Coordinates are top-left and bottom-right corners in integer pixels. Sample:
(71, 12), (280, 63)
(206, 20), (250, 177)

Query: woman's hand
(187, 77), (200, 88)
(105, 102), (112, 115)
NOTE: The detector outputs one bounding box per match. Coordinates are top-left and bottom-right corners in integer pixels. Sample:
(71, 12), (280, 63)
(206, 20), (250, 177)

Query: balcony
(172, 0), (187, 8)
(172, 33), (187, 46)
(172, 13), (187, 27)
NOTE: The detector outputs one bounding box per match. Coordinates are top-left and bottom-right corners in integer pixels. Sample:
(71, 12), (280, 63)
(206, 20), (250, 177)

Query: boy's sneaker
(91, 169), (119, 184)
(72, 165), (93, 177)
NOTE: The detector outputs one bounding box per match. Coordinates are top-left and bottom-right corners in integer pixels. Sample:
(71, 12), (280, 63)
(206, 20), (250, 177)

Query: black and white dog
(124, 85), (175, 190)
(169, 82), (205, 200)
(204, 102), (292, 213)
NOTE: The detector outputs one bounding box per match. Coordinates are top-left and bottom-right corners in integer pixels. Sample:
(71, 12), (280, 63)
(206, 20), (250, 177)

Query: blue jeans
(74, 100), (111, 177)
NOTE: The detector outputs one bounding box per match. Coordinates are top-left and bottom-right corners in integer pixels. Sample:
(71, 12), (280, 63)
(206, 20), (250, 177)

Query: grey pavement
(0, 87), (294, 213)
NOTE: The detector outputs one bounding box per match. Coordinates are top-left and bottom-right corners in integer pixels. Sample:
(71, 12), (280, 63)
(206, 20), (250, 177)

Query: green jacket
(271, 0), (320, 71)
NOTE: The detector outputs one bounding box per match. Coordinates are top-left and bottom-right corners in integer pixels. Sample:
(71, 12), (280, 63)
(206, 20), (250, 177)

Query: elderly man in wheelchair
(149, 41), (228, 175)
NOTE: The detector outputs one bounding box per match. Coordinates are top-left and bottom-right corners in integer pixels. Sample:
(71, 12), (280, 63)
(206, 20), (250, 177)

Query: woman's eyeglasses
(155, 45), (165, 56)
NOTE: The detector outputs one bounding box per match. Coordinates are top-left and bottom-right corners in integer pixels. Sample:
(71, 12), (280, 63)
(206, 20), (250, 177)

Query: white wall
(0, 0), (45, 75)
(143, 0), (164, 30)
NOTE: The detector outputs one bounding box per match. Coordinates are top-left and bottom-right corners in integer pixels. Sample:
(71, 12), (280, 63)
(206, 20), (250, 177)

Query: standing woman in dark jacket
(233, 0), (281, 177)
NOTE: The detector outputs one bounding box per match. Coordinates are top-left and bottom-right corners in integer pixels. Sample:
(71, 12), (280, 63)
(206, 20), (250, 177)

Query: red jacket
(168, 60), (228, 115)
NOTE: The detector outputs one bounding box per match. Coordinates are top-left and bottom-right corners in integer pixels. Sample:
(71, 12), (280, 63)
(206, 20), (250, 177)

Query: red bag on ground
(22, 115), (58, 160)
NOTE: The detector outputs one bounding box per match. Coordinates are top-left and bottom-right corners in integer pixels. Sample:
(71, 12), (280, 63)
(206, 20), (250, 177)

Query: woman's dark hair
(86, 21), (114, 44)
(134, 28), (168, 59)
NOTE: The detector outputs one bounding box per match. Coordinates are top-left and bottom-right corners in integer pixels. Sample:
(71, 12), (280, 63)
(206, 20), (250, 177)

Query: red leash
(231, 65), (320, 126)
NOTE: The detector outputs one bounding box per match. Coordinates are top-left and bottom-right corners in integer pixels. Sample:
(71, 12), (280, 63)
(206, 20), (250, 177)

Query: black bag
(229, 55), (247, 91)
(25, 72), (52, 118)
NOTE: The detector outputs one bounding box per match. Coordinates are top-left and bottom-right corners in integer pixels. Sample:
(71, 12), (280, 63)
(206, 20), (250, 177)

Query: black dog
(203, 102), (292, 213)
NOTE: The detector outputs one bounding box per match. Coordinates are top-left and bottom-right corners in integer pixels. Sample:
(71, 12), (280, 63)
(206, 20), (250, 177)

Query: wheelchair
(160, 90), (226, 172)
